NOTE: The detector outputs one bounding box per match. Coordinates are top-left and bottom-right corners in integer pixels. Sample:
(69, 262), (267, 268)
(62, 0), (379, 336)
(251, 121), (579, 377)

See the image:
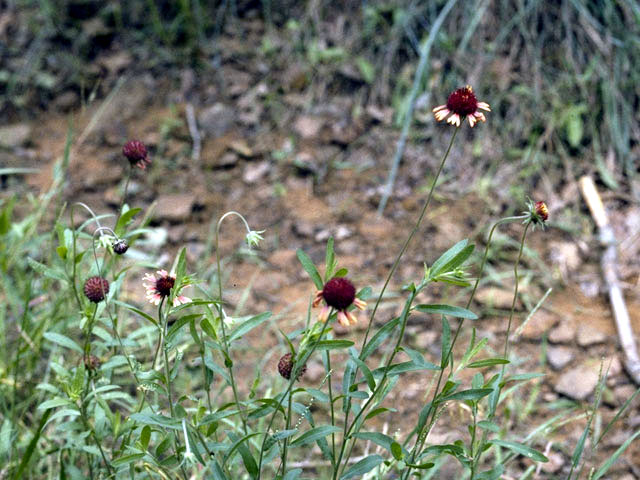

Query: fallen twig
(580, 176), (640, 384)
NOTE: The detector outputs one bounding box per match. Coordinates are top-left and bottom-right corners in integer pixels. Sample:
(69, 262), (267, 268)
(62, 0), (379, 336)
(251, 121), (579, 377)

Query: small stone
(576, 323), (607, 346)
(540, 451), (565, 474)
(334, 225), (352, 241)
(199, 103), (235, 138)
(54, 91), (79, 111)
(554, 364), (600, 400)
(547, 346), (574, 370)
(412, 331), (439, 349)
(614, 385), (637, 405)
(186, 242), (206, 263)
(243, 161), (270, 184)
(475, 287), (517, 310)
(268, 250), (297, 270)
(217, 152), (239, 168)
(293, 115), (324, 139)
(549, 321), (576, 344)
(519, 310), (558, 339)
(154, 193), (196, 222)
(292, 220), (314, 238)
(0, 123), (31, 148)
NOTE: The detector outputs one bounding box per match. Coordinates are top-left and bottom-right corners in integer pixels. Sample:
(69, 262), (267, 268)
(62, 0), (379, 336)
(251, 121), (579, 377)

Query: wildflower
(84, 276), (109, 303)
(245, 230), (265, 248)
(433, 85), (491, 128)
(84, 354), (101, 371)
(122, 140), (151, 169)
(112, 238), (129, 255)
(278, 352), (306, 380)
(534, 201), (549, 222)
(142, 269), (191, 307)
(313, 277), (367, 327)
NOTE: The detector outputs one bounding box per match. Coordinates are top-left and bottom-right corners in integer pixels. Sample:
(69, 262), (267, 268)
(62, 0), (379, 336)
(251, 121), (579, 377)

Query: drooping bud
(112, 238), (129, 255)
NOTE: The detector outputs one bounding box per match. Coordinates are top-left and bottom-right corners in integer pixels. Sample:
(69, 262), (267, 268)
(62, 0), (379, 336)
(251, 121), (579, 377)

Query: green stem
(115, 166), (132, 230)
(214, 211), (253, 433)
(402, 215), (527, 477)
(338, 126), (459, 474)
(469, 221), (531, 479)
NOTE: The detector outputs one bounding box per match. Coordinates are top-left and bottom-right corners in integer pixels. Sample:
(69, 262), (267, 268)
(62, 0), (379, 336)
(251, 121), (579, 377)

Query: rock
(154, 193), (196, 221)
(0, 123), (31, 148)
(217, 152), (239, 168)
(554, 364), (600, 400)
(243, 161), (270, 184)
(519, 310), (558, 339)
(268, 249), (297, 270)
(475, 287), (517, 310)
(614, 384), (637, 405)
(540, 451), (565, 474)
(54, 91), (79, 111)
(186, 242), (206, 263)
(294, 115), (324, 139)
(412, 331), (439, 349)
(199, 103), (235, 138)
(548, 321), (576, 344)
(576, 323), (607, 346)
(292, 220), (314, 238)
(547, 346), (574, 370)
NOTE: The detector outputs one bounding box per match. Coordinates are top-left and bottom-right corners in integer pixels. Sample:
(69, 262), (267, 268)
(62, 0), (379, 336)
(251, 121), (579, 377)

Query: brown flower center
(155, 275), (175, 297)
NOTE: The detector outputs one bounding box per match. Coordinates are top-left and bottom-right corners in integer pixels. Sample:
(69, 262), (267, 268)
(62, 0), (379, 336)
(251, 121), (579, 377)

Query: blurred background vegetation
(1, 0), (638, 198)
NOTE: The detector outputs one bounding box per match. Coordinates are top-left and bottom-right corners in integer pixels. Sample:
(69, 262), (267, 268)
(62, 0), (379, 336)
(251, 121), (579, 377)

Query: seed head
(112, 239), (129, 255)
(278, 353), (306, 380)
(83, 276), (109, 303)
(122, 140), (151, 169)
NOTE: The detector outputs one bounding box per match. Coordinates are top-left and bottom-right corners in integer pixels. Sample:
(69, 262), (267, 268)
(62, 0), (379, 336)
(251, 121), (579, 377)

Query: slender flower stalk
(335, 127), (460, 475)
(401, 214), (528, 479)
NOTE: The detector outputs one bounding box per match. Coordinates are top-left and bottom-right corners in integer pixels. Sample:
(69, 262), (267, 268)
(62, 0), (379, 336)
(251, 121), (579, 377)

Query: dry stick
(185, 103), (201, 164)
(377, 0), (459, 215)
(579, 176), (640, 384)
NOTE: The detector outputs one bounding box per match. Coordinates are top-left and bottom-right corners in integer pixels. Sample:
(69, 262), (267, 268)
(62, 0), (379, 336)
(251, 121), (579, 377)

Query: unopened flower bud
(112, 238), (129, 255)
(83, 276), (109, 303)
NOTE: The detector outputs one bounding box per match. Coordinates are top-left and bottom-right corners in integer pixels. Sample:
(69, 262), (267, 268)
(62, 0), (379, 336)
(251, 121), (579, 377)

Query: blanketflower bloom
(122, 140), (151, 169)
(313, 277), (367, 327)
(142, 269), (191, 306)
(433, 85), (490, 128)
(534, 201), (549, 222)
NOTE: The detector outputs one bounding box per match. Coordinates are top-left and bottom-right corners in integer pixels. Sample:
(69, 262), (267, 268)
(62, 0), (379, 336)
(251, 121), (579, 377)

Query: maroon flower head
(278, 353), (306, 380)
(112, 239), (129, 255)
(313, 276), (367, 327)
(322, 277), (356, 310)
(122, 140), (151, 169)
(433, 85), (491, 128)
(84, 276), (109, 303)
(84, 354), (101, 371)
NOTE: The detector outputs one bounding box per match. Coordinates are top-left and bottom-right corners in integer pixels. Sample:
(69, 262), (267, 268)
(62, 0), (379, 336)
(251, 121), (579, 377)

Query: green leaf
(290, 426), (341, 447)
(592, 430), (640, 479)
(315, 339), (354, 351)
(439, 388), (493, 403)
(225, 432), (260, 478)
(340, 454), (383, 479)
(111, 453), (145, 467)
(129, 413), (181, 430)
(43, 332), (83, 353)
(113, 300), (158, 326)
(428, 240), (474, 279)
(283, 469), (302, 480)
(324, 237), (336, 281)
(491, 439), (548, 463)
(115, 207), (141, 236)
(228, 312), (271, 342)
(355, 57), (375, 84)
(468, 358), (510, 368)
(140, 425), (151, 450)
(415, 304), (478, 319)
(352, 432), (397, 451)
(360, 317), (400, 360)
(12, 410), (51, 480)
(441, 317), (451, 368)
(296, 249), (323, 290)
(27, 258), (67, 282)
(364, 407), (397, 420)
(566, 110), (583, 147)
(477, 420), (500, 433)
(38, 398), (72, 410)
(351, 355), (375, 391)
(391, 441), (404, 460)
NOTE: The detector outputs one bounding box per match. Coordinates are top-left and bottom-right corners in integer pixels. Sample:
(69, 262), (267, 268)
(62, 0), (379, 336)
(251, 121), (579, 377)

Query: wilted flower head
(122, 140), (151, 169)
(112, 238), (129, 255)
(142, 269), (191, 307)
(277, 353), (306, 380)
(245, 230), (265, 248)
(84, 276), (109, 303)
(313, 277), (367, 327)
(433, 85), (491, 128)
(84, 354), (101, 372)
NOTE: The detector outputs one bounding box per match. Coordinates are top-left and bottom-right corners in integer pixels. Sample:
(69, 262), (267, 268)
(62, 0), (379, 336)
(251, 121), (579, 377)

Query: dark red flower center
(122, 140), (148, 163)
(155, 275), (175, 297)
(322, 277), (356, 311)
(535, 201), (549, 221)
(446, 86), (478, 116)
